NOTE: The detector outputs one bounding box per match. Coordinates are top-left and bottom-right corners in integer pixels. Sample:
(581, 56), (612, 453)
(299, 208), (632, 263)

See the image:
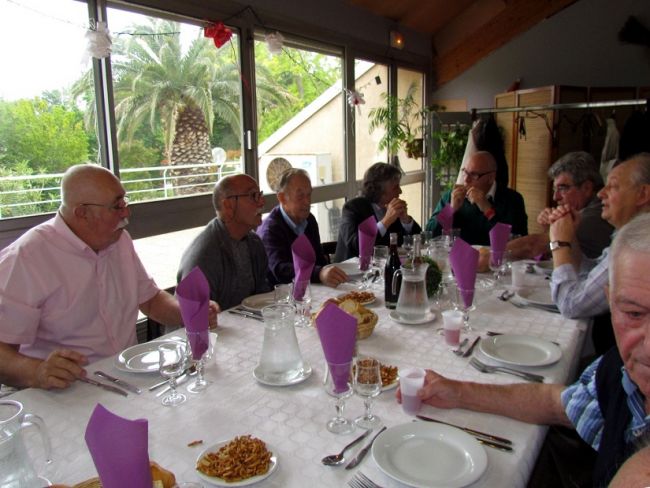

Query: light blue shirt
(279, 205), (307, 236)
(372, 203), (414, 237)
(561, 356), (650, 450)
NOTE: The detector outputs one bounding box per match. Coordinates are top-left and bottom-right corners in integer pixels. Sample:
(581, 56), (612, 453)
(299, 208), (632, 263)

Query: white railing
(0, 161), (242, 218)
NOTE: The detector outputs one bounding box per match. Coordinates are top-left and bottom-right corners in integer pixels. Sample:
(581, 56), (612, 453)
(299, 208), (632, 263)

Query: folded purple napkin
(176, 266), (209, 359)
(85, 404), (152, 488)
(292, 234), (315, 299)
(489, 223), (512, 265)
(437, 204), (454, 232)
(449, 238), (479, 308)
(358, 216), (378, 270)
(315, 303), (357, 393)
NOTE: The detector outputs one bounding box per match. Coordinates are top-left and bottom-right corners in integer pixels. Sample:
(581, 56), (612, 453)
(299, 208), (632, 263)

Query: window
(254, 34), (344, 193)
(0, 0), (93, 218)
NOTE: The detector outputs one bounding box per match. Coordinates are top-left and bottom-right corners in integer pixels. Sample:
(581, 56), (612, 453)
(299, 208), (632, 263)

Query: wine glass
(186, 331), (217, 394)
(454, 284), (476, 332)
(489, 250), (512, 285)
(353, 356), (382, 429)
(402, 235), (414, 259)
(372, 245), (388, 287)
(158, 342), (188, 406)
(326, 361), (355, 434)
(291, 279), (312, 328)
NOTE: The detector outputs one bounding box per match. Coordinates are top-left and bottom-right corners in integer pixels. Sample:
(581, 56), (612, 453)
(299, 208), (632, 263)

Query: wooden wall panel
(495, 92), (516, 186)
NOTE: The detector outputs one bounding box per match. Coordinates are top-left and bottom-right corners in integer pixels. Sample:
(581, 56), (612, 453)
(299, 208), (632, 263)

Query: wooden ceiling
(347, 0), (578, 85)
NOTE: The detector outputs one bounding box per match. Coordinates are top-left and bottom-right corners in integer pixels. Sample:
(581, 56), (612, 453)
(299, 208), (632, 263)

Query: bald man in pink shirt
(0, 165), (218, 390)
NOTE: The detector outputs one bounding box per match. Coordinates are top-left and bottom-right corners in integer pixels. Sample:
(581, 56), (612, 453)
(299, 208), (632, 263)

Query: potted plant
(368, 82), (429, 159)
(430, 116), (470, 191)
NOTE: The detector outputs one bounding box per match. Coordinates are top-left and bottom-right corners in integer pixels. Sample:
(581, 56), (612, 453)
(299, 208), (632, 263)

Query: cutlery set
(469, 358), (545, 383)
(416, 415), (514, 452)
(228, 308), (264, 321)
(322, 426), (387, 471)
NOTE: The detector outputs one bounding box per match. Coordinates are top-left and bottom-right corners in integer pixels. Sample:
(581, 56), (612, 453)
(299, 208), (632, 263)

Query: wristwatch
(549, 241), (571, 252)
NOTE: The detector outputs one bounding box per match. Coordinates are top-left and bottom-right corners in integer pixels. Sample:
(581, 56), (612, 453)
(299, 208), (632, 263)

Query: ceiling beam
(433, 0), (578, 87)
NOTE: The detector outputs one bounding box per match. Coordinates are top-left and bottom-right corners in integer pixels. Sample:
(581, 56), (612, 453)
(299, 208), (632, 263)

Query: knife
(228, 309), (264, 321)
(416, 415), (512, 445)
(94, 370), (141, 394)
(462, 337), (481, 358)
(345, 426), (387, 470)
(79, 376), (128, 397)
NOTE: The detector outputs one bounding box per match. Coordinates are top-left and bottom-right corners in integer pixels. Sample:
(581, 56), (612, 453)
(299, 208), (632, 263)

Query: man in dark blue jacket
(257, 169), (347, 287)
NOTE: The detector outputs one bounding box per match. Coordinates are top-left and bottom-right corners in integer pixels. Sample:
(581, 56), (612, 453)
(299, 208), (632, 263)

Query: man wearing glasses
(426, 151), (528, 245)
(178, 174), (271, 310)
(0, 164), (216, 390)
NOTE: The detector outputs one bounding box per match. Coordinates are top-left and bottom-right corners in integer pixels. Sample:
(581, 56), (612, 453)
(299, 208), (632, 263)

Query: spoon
(321, 429), (372, 466)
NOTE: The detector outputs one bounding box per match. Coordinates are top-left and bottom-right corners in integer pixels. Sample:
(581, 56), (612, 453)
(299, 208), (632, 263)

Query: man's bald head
(60, 165), (122, 214)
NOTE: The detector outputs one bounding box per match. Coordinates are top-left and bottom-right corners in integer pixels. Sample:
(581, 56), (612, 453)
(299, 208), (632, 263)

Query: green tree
(0, 98), (89, 173)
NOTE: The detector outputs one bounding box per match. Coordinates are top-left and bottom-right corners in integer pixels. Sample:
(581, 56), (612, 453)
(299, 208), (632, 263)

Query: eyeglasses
(226, 191), (264, 203)
(552, 184), (576, 194)
(80, 196), (130, 211)
(462, 168), (495, 181)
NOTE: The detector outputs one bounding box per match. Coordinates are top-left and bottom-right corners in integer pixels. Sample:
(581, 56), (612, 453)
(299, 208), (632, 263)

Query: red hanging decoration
(204, 22), (232, 48)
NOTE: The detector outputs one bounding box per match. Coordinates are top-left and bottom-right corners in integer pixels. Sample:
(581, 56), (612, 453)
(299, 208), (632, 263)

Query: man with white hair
(0, 165), (216, 390)
(406, 211), (650, 486)
(178, 174), (271, 310)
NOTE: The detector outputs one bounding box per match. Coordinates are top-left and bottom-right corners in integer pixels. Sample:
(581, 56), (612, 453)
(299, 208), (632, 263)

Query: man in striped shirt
(408, 211), (650, 486)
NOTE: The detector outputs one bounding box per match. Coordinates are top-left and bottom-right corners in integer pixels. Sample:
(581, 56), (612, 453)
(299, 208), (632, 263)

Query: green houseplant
(368, 82), (429, 159)
(430, 117), (470, 192)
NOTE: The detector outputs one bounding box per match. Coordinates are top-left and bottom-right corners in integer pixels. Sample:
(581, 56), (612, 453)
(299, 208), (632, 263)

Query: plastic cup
(511, 260), (537, 293)
(399, 367), (425, 415)
(442, 310), (463, 346)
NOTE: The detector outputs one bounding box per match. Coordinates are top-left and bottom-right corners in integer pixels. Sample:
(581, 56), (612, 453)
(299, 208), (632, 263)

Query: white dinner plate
(515, 286), (554, 307)
(195, 441), (277, 487)
(389, 310), (436, 325)
(241, 292), (276, 312)
(114, 338), (186, 373)
(479, 334), (562, 367)
(372, 422), (487, 488)
(336, 261), (364, 278)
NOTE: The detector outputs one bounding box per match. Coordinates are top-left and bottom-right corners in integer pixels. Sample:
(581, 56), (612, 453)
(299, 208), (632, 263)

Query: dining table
(13, 268), (587, 488)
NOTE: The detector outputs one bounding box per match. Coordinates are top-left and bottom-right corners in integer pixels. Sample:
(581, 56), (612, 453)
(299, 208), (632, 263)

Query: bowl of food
(313, 297), (378, 339)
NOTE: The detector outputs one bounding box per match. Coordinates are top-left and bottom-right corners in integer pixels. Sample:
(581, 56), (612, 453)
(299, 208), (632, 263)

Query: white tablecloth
(15, 278), (586, 487)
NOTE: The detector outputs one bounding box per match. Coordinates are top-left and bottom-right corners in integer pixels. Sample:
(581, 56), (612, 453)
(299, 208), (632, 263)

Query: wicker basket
(357, 311), (378, 340)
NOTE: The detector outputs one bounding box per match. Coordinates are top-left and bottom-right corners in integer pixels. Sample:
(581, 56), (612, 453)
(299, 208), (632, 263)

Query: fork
(469, 358), (545, 383)
(348, 472), (384, 488)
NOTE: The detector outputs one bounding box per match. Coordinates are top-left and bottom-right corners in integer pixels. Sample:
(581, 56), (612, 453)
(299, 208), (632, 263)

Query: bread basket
(313, 297), (378, 340)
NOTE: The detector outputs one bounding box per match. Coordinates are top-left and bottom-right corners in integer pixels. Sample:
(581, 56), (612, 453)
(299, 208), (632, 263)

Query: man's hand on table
(34, 349), (88, 390)
(319, 264), (348, 288)
(396, 369), (461, 410)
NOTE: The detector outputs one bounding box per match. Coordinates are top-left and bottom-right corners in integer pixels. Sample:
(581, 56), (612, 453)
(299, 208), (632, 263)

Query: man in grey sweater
(178, 174), (271, 310)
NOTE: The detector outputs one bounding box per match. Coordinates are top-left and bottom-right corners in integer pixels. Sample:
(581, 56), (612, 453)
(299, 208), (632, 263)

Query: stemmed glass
(353, 356), (382, 429)
(372, 245), (388, 287)
(291, 279), (312, 328)
(402, 235), (414, 259)
(186, 332), (217, 394)
(158, 342), (188, 406)
(326, 361), (355, 434)
(489, 250), (511, 285)
(454, 284), (476, 332)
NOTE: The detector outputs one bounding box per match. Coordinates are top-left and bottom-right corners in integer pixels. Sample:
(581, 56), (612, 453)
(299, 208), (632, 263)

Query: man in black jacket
(403, 211), (650, 487)
(335, 162), (421, 262)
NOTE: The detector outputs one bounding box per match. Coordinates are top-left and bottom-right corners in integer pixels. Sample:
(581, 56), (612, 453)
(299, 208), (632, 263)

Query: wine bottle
(385, 233), (401, 309)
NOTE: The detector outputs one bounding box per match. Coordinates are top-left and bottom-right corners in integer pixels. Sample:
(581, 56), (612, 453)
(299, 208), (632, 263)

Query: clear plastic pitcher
(254, 304), (310, 385)
(0, 400), (51, 488)
(393, 262), (430, 321)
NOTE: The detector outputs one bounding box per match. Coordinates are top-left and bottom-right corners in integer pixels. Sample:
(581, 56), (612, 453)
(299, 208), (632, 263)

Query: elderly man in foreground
(178, 174), (271, 310)
(0, 165), (217, 390)
(335, 162), (421, 262)
(257, 168), (347, 287)
(404, 211), (650, 486)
